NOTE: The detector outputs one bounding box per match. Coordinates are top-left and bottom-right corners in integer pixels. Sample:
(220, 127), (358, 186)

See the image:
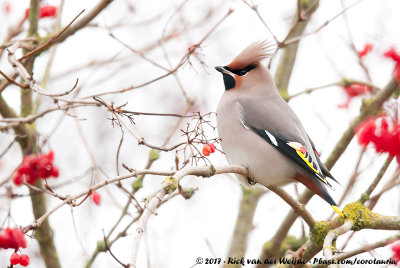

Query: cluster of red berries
(91, 192), (101, 206)
(356, 116), (400, 164)
(25, 5), (57, 19)
(202, 143), (216, 156)
(10, 253), (30, 266)
(339, 45), (400, 108)
(384, 48), (400, 82)
(13, 151), (59, 186)
(337, 44), (374, 108)
(0, 228), (29, 266)
(392, 241), (400, 265)
(0, 227), (27, 250)
(338, 83), (372, 109)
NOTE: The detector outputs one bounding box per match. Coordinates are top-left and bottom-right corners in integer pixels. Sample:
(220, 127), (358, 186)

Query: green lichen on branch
(359, 193), (369, 204)
(209, 165), (216, 176)
(324, 245), (337, 252)
(164, 176), (177, 194)
(262, 235), (308, 257)
(342, 201), (379, 230)
(309, 221), (330, 248)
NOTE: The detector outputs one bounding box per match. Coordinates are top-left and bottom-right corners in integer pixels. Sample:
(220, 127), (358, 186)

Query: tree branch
(323, 221), (353, 267)
(359, 155), (394, 204)
(225, 187), (264, 266)
(275, 0), (320, 99)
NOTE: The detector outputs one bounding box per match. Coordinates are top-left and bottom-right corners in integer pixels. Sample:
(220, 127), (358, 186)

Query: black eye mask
(225, 64), (256, 76)
(215, 64), (256, 91)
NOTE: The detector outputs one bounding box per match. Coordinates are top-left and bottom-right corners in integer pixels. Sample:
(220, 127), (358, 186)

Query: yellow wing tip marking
(332, 205), (344, 218)
(287, 142), (331, 185)
(295, 150), (320, 174)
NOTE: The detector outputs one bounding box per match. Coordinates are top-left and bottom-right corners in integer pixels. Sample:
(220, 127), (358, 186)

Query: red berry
(25, 173), (36, 185)
(392, 241), (400, 264)
(0, 234), (8, 248)
(10, 253), (20, 265)
(25, 5), (57, 19)
(0, 227), (26, 250)
(13, 173), (23, 185)
(47, 151), (54, 161)
(338, 83), (371, 109)
(91, 192), (101, 205)
(40, 6), (57, 18)
(202, 145), (211, 156)
(208, 143), (216, 153)
(51, 166), (59, 177)
(357, 43), (372, 58)
(8, 228), (27, 249)
(384, 48), (400, 63)
(356, 116), (400, 160)
(19, 254), (30, 266)
(343, 84), (371, 97)
(4, 3), (11, 14)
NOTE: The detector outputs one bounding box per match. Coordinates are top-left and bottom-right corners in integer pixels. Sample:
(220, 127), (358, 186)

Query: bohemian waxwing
(215, 41), (343, 217)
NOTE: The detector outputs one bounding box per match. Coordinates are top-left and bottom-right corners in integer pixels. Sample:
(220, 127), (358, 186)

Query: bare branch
(359, 155), (394, 204)
(7, 42), (78, 97)
(334, 233), (400, 261)
(268, 186), (316, 228)
(18, 9), (85, 61)
(283, 0), (365, 46)
(323, 221), (353, 267)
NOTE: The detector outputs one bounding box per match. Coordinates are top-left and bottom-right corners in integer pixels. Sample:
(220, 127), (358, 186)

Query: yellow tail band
(332, 205), (344, 218)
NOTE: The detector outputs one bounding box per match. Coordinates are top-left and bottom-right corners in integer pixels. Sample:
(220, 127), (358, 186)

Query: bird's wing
(307, 135), (340, 185)
(236, 99), (336, 189)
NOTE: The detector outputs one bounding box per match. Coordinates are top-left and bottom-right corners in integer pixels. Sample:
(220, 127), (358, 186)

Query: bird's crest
(227, 40), (275, 71)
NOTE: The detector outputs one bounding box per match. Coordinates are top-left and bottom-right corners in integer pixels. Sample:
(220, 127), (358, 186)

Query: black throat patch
(222, 73), (236, 90)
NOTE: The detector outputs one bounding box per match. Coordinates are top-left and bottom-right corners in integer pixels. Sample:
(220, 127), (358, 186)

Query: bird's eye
(236, 64), (256, 76)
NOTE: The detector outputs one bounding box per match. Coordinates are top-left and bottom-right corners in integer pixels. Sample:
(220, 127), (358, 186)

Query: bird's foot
(247, 177), (256, 185)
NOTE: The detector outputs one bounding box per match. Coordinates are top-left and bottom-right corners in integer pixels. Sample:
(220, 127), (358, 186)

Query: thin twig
(334, 233), (400, 261)
(0, 70), (28, 88)
(85, 9), (233, 99)
(359, 155), (394, 204)
(283, 0), (364, 46)
(18, 10), (85, 61)
(242, 0), (279, 44)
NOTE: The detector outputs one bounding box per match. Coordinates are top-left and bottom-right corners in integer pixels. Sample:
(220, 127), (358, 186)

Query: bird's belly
(221, 131), (296, 187)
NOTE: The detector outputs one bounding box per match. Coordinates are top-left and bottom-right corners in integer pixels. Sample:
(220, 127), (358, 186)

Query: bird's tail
(321, 187), (344, 218)
(295, 173), (344, 218)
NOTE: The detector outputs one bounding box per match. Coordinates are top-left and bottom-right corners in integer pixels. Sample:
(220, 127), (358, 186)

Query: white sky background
(0, 0), (400, 267)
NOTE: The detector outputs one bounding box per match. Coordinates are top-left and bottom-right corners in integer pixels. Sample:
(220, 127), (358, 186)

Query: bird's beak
(215, 66), (231, 75)
(215, 66), (236, 90)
